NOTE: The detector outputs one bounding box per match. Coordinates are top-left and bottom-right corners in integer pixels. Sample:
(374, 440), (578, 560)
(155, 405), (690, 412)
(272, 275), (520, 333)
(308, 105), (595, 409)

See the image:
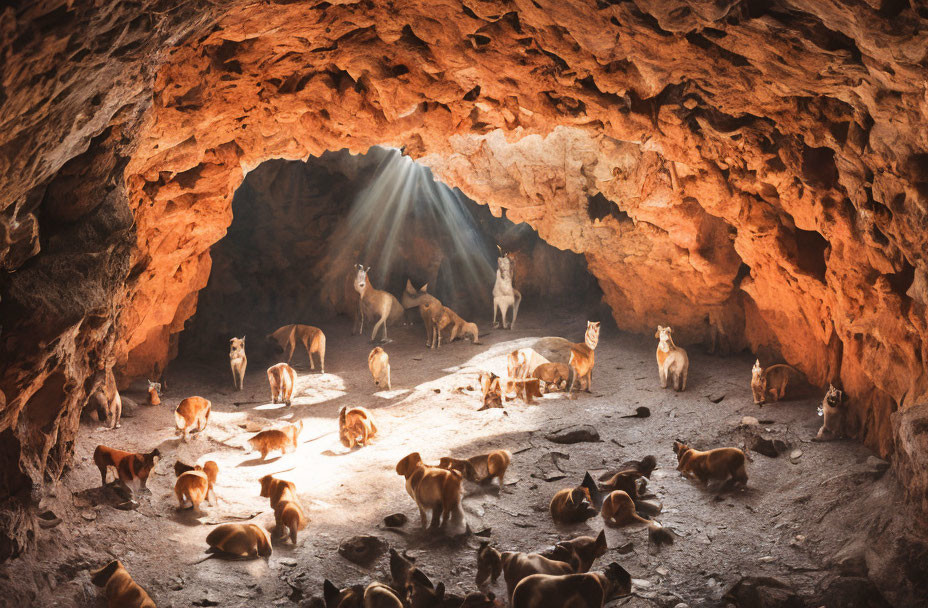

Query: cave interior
(1, 0), (928, 607)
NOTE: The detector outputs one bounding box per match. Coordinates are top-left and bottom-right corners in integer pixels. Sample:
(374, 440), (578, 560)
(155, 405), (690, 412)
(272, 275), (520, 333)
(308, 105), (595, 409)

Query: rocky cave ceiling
(1, 0), (927, 558)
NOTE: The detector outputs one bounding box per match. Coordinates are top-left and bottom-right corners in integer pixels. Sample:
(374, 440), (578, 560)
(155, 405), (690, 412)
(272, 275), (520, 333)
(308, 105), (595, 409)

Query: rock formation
(1, 0), (927, 557)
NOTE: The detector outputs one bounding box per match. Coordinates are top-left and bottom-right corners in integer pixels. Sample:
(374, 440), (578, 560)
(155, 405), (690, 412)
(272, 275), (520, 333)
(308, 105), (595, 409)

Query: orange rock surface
(1, 0), (927, 554)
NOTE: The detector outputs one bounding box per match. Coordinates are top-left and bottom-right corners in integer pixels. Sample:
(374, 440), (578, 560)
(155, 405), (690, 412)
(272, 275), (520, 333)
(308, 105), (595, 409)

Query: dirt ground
(1, 310), (913, 607)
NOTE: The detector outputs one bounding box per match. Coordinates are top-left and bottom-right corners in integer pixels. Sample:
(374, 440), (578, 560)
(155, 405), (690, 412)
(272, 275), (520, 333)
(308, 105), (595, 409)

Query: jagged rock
(338, 535), (388, 566)
(383, 513), (407, 528)
(750, 435), (789, 458)
(723, 576), (803, 608)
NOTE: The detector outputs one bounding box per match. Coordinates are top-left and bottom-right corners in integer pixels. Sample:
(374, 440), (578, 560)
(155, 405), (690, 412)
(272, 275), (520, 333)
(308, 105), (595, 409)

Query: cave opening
(176, 147), (603, 368)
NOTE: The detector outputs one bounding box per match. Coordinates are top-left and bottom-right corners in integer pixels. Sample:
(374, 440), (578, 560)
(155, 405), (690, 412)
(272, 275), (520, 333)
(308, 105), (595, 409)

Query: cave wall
(1, 0), (928, 556)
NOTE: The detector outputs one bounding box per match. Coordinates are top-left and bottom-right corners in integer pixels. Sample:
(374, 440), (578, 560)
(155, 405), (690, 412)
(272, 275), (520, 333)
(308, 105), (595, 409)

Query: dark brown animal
(549, 487), (598, 524)
(205, 523), (272, 559)
(93, 445), (160, 494)
(476, 542), (579, 601)
(438, 450), (511, 488)
(510, 563), (631, 608)
(539, 531), (608, 573)
(396, 452), (466, 532)
(673, 441), (747, 485)
(90, 560), (156, 608)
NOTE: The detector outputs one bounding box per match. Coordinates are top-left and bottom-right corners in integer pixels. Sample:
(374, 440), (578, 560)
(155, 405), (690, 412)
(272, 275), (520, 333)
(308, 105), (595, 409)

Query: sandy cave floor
(1, 310), (898, 607)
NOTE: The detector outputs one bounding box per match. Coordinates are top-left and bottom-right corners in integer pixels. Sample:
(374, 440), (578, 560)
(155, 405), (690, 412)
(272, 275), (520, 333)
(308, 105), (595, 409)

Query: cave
(1, 1), (928, 607)
(178, 148), (603, 361)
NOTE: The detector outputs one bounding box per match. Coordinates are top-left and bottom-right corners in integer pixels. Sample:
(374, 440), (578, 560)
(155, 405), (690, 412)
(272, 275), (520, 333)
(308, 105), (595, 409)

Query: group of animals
(85, 249), (851, 607)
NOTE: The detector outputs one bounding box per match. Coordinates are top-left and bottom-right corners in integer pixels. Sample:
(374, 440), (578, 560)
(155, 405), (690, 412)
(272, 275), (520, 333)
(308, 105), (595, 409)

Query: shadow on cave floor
(5, 311), (916, 607)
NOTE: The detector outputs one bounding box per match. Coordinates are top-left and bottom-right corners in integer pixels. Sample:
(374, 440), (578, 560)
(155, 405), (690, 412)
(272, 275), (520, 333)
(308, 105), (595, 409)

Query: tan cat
(814, 384), (847, 441)
(267, 324), (326, 373)
(339, 406), (378, 448)
(229, 336), (247, 391)
(600, 490), (650, 527)
(510, 563), (631, 608)
(248, 420), (303, 459)
(438, 306), (480, 344)
(174, 396), (211, 441)
(751, 360), (798, 404)
(673, 441), (747, 485)
(90, 560), (156, 608)
(368, 347), (392, 390)
(267, 362), (297, 406)
(205, 523), (272, 559)
(655, 325), (688, 392)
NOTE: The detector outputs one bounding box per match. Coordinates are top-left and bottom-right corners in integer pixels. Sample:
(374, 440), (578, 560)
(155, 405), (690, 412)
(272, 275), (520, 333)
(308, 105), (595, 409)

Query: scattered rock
(383, 513), (407, 527)
(632, 578), (652, 588)
(741, 416), (760, 426)
(814, 576), (893, 608)
(864, 456), (890, 477)
(724, 576), (802, 608)
(433, 388), (441, 394)
(37, 510), (61, 529)
(649, 524), (675, 546)
(338, 535), (387, 566)
(279, 558), (298, 567)
(707, 393), (725, 404)
(832, 541), (868, 577)
(193, 591), (220, 607)
(758, 555), (775, 563)
(545, 425), (600, 444)
(81, 510), (97, 521)
(656, 567), (669, 576)
(789, 449), (802, 462)
(750, 435), (788, 458)
(616, 542), (634, 554)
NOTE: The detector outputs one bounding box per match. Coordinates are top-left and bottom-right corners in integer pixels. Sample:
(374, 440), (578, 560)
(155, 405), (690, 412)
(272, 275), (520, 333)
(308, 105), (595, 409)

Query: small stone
(279, 558), (297, 567)
(707, 393), (725, 404)
(338, 535), (387, 566)
(632, 578), (652, 588)
(383, 513), (407, 527)
(790, 449), (803, 460)
(741, 416), (759, 426)
(656, 567), (669, 576)
(81, 510), (97, 521)
(758, 555), (775, 563)
(433, 388), (441, 394)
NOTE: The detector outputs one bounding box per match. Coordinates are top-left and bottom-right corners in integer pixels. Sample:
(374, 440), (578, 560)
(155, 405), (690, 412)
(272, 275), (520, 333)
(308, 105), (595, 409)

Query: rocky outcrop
(893, 400), (928, 524)
(1, 0), (927, 557)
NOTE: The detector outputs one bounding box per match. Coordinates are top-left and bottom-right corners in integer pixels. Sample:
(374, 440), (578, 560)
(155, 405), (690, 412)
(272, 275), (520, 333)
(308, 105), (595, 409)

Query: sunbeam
(322, 147), (495, 302)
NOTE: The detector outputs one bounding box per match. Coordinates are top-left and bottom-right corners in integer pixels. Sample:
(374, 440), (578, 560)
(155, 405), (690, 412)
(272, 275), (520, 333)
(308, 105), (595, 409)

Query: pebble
(741, 416), (759, 425)
(790, 449), (803, 460)
(632, 578), (652, 588)
(656, 567), (669, 576)
(759, 555), (775, 563)
(279, 558), (297, 567)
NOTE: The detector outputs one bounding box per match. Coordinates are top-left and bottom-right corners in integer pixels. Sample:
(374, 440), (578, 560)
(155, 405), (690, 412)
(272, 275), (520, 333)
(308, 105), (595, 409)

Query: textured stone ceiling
(1, 0), (927, 558)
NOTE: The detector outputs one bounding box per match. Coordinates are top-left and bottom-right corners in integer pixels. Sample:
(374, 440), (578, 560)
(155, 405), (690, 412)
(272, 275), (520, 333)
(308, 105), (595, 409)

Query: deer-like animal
(354, 264), (405, 343)
(492, 247), (522, 330)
